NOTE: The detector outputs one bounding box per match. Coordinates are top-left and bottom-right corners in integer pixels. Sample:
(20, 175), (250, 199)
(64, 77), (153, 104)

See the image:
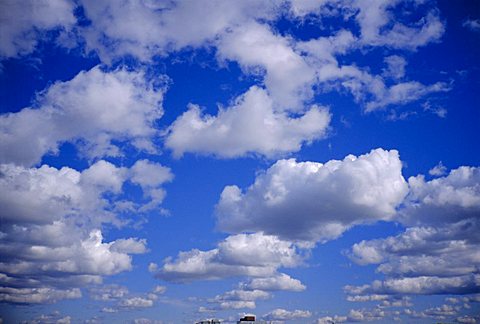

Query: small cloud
(423, 102), (447, 118)
(463, 19), (480, 32)
(429, 161), (447, 176)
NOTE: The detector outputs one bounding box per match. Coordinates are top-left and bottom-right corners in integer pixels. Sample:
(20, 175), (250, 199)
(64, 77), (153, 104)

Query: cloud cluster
(216, 148), (408, 242)
(263, 308), (312, 321)
(348, 166), (480, 297)
(0, 66), (165, 166)
(0, 0), (76, 58)
(154, 232), (303, 282)
(165, 86), (330, 158)
(0, 160), (171, 304)
(90, 284), (165, 313)
(64, 0), (450, 157)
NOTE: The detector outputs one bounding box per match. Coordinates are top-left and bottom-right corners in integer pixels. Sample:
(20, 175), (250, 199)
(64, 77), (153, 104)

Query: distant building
(237, 314), (267, 324)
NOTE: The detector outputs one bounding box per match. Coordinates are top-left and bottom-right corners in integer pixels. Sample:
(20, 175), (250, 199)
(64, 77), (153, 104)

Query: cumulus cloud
(80, 0), (280, 62)
(346, 275), (480, 296)
(429, 161), (447, 176)
(216, 22), (315, 110)
(263, 308), (312, 321)
(22, 311), (72, 324)
(317, 307), (387, 323)
(0, 0), (76, 58)
(165, 86), (330, 158)
(345, 164), (480, 312)
(0, 287), (81, 304)
(348, 165), (480, 298)
(155, 232), (303, 282)
(216, 148), (408, 242)
(89, 284), (129, 301)
(240, 273), (306, 292)
(202, 288), (271, 311)
(400, 166), (480, 226)
(0, 66), (165, 166)
(0, 160), (170, 304)
(74, 0), (448, 120)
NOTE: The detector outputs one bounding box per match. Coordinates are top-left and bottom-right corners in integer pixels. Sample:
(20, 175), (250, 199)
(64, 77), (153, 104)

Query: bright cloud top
(216, 148), (408, 242)
(0, 66), (165, 166)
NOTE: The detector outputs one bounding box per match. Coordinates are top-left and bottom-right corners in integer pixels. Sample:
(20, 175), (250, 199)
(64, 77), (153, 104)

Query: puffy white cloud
(0, 161), (125, 225)
(203, 288), (270, 311)
(0, 287), (81, 304)
(263, 308), (312, 321)
(155, 232), (303, 282)
(240, 273), (306, 292)
(217, 22), (315, 111)
(119, 296), (154, 308)
(129, 160), (174, 211)
(429, 161), (447, 176)
(23, 311), (73, 324)
(346, 275), (480, 296)
(0, 0), (76, 58)
(347, 166), (480, 298)
(457, 315), (479, 323)
(80, 0), (280, 62)
(317, 315), (348, 324)
(401, 166), (480, 226)
(317, 307), (387, 323)
(0, 160), (170, 304)
(165, 86), (330, 158)
(0, 66), (164, 166)
(216, 148), (408, 242)
(89, 285), (129, 302)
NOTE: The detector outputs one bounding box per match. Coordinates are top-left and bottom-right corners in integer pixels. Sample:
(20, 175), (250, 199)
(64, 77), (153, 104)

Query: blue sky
(0, 0), (479, 323)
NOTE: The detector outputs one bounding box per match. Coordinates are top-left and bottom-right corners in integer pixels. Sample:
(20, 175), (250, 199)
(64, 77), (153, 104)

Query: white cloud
(0, 0), (76, 58)
(217, 22), (315, 111)
(429, 161), (447, 176)
(0, 287), (81, 304)
(23, 311), (73, 324)
(263, 308), (312, 321)
(203, 288), (271, 311)
(80, 0), (280, 62)
(129, 160), (174, 211)
(346, 275), (480, 296)
(463, 19), (480, 33)
(89, 285), (129, 301)
(317, 307), (387, 323)
(0, 66), (165, 166)
(353, 0), (445, 49)
(155, 232), (303, 282)
(401, 166), (480, 226)
(0, 161), (125, 225)
(365, 81), (450, 112)
(216, 148), (408, 242)
(383, 55), (407, 80)
(165, 86), (330, 158)
(348, 166), (480, 297)
(0, 160), (170, 304)
(240, 273), (306, 292)
(119, 296), (154, 308)
(153, 286), (167, 294)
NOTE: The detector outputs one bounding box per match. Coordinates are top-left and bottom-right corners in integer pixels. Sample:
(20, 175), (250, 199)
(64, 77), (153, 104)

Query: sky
(0, 0), (479, 323)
